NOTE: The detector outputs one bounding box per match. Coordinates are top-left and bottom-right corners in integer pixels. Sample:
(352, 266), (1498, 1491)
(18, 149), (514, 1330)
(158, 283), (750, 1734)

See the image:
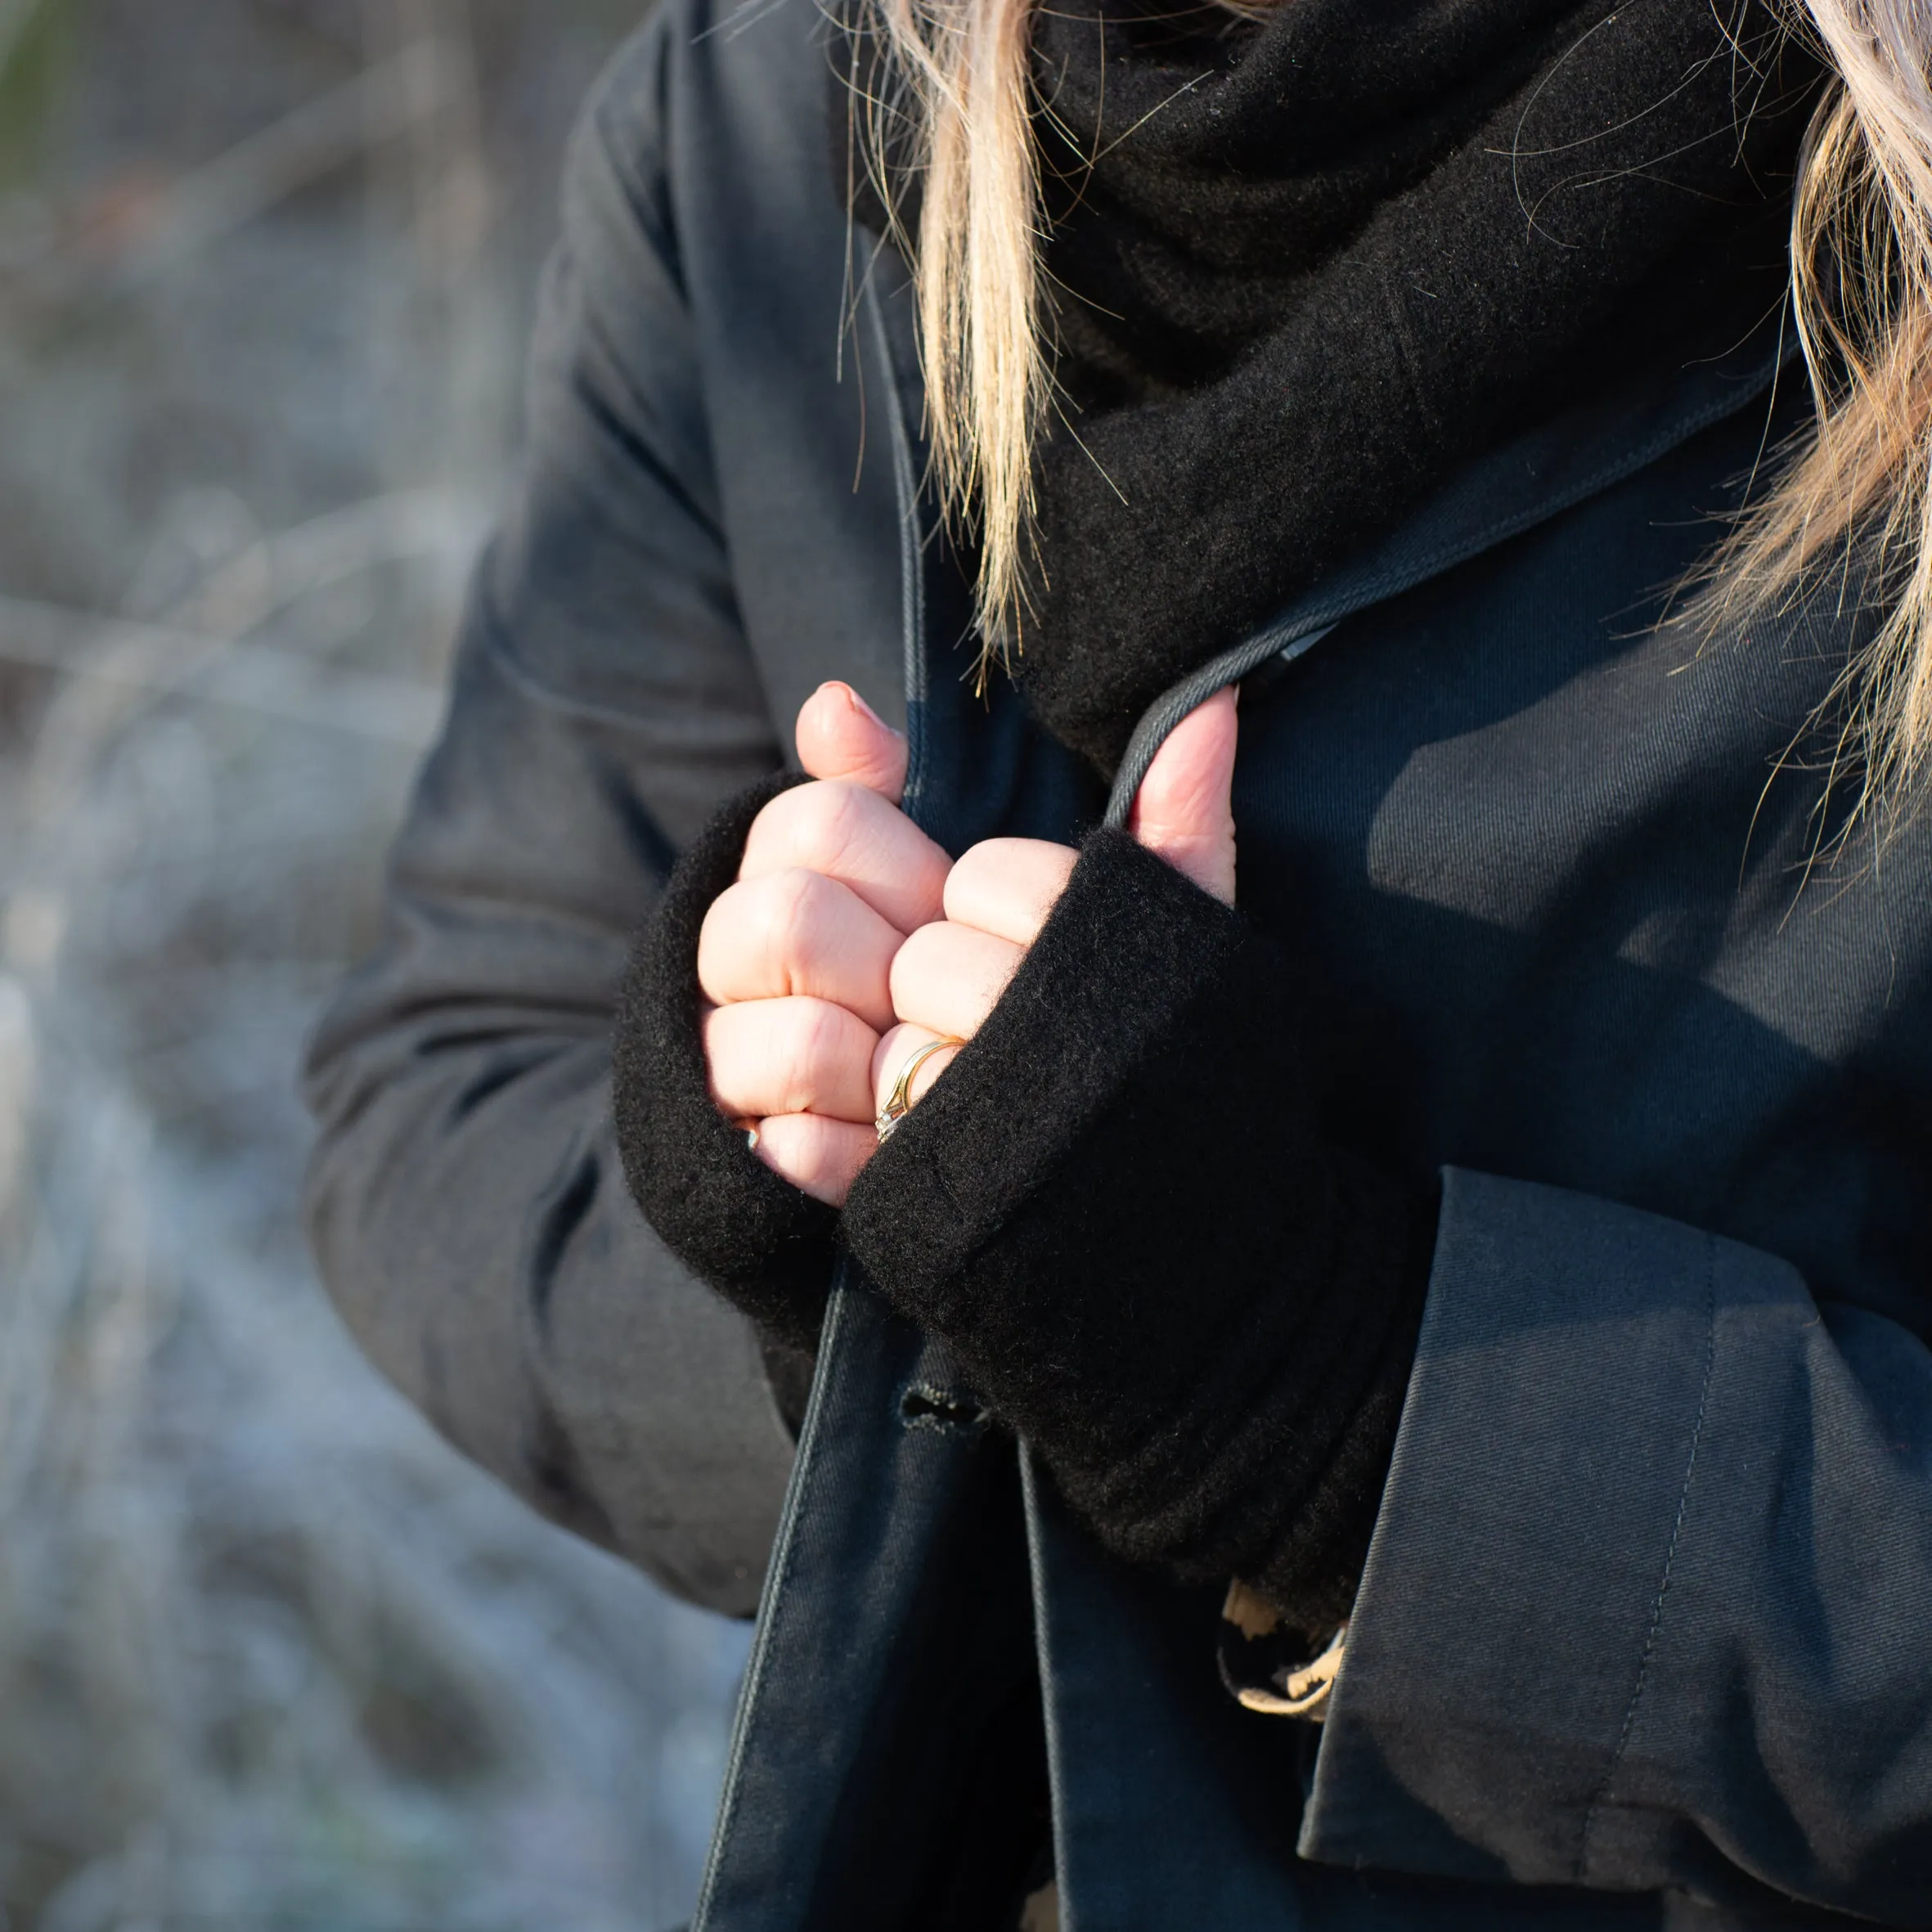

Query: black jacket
(304, 2), (1932, 1921)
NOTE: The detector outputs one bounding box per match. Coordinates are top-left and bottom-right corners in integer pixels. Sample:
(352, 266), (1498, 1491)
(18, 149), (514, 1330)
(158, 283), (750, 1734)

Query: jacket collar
(1102, 326), (1799, 821)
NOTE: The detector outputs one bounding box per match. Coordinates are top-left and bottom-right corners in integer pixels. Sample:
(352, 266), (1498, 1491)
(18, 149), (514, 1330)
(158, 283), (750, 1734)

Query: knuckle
(950, 840), (1000, 889)
(827, 787), (874, 862)
(780, 1000), (851, 1108)
(888, 928), (963, 1027)
(789, 781), (865, 867)
(902, 919), (952, 968)
(887, 931), (933, 1002)
(755, 868), (824, 973)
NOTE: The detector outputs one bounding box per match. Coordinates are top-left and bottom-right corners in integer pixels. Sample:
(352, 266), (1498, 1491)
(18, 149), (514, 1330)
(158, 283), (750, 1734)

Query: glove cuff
(847, 827), (1434, 1629)
(612, 771), (836, 1355)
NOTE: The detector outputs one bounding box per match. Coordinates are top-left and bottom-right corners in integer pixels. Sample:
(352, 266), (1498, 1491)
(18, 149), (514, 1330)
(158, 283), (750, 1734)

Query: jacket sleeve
(301, 26), (797, 1617)
(1299, 1166), (1932, 1921)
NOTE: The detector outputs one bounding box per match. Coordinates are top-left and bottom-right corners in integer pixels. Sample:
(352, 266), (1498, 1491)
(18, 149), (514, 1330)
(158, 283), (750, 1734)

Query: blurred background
(0, 1), (757, 1926)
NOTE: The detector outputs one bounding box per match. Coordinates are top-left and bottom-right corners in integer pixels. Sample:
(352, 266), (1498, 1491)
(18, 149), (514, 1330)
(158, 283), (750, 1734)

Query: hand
(873, 685), (1240, 1122)
(696, 681), (950, 1205)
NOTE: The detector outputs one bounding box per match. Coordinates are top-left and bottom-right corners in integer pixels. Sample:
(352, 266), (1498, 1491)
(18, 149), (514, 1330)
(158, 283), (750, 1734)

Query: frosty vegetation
(0, 2), (751, 1925)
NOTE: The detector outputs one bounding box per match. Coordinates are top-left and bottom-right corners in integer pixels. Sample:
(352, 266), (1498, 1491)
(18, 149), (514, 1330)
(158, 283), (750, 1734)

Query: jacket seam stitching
(1575, 1236), (1719, 1880)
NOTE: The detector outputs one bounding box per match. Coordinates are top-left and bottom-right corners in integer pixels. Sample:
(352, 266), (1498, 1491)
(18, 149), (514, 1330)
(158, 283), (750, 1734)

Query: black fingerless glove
(842, 829), (1436, 1634)
(613, 772), (837, 1356)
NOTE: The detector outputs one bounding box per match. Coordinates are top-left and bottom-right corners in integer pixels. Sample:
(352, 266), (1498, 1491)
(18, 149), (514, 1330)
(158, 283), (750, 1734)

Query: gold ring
(875, 1036), (964, 1143)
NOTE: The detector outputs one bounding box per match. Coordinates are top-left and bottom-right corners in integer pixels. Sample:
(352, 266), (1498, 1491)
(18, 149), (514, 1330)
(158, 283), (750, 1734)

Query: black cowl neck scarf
(847, 0), (1822, 770)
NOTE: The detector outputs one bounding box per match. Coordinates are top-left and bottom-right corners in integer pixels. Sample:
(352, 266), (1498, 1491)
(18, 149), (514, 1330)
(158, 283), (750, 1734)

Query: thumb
(795, 681), (908, 803)
(1128, 685), (1238, 905)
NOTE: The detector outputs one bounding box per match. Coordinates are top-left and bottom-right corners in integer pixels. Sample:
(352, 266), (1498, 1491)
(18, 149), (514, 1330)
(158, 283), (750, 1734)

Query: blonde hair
(1697, 0), (1932, 823)
(857, 0), (1932, 806)
(856, 0), (1045, 672)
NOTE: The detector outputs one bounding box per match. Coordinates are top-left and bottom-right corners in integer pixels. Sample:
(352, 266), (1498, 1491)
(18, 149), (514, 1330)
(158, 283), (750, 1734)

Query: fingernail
(825, 681), (897, 735)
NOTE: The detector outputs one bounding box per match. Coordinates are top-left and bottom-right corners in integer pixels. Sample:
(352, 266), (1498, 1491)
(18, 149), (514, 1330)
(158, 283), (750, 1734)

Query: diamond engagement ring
(874, 1036), (965, 1143)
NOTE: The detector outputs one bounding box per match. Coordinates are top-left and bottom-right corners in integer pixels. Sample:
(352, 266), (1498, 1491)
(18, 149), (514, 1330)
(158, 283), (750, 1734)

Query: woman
(304, 0), (1932, 1920)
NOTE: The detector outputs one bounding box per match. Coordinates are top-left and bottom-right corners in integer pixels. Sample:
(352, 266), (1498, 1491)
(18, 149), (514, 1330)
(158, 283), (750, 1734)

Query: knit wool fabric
(613, 771), (838, 1356)
(843, 829), (1436, 1633)
(988, 0), (1817, 766)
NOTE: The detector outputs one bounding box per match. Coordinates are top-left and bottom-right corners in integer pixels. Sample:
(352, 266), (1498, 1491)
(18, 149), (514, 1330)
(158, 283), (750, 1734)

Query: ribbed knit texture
(845, 830), (1436, 1633)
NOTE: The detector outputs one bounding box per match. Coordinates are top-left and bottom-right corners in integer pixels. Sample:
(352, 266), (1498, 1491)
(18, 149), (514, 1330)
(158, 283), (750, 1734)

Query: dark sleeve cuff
(1301, 1169), (1932, 1919)
(612, 771), (837, 1355)
(847, 828), (1431, 1633)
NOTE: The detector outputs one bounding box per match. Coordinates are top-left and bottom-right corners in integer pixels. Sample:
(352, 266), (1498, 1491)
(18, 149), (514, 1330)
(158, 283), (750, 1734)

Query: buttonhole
(899, 1381), (990, 1436)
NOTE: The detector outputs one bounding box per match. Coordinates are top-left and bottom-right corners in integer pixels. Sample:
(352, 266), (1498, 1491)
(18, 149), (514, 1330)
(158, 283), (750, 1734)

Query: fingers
(703, 686), (929, 1188)
(889, 919), (1025, 1041)
(1129, 684), (1239, 905)
(712, 694), (934, 1175)
(717, 687), (1063, 1188)
(703, 996), (879, 1123)
(750, 1112), (876, 1207)
(941, 838), (1076, 946)
(742, 780), (951, 935)
(698, 867), (901, 1035)
(872, 1022), (961, 1120)
(795, 681), (908, 802)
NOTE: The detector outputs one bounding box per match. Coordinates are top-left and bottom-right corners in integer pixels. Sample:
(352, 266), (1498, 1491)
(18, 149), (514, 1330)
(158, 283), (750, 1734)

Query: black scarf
(847, 0), (1821, 769)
